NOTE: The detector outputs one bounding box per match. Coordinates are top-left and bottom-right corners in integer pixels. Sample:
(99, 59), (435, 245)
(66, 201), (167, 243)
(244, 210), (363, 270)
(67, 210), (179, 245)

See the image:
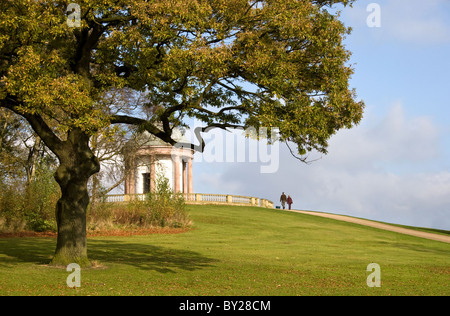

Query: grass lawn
(0, 205), (448, 296)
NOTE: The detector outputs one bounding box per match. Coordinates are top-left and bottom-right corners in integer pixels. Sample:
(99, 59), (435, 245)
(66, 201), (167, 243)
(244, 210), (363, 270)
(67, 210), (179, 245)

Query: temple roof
(135, 127), (189, 147)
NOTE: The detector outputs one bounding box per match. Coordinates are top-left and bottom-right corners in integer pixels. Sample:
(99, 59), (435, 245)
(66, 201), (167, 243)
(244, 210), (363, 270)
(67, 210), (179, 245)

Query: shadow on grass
(0, 238), (55, 266)
(88, 239), (217, 273)
(0, 237), (217, 273)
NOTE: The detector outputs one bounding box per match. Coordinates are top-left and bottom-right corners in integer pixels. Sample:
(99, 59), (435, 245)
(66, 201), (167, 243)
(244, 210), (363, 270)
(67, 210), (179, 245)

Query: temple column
(125, 169), (135, 194)
(174, 155), (181, 193)
(150, 155), (156, 192)
(188, 157), (193, 194)
(124, 154), (136, 194)
(182, 159), (187, 194)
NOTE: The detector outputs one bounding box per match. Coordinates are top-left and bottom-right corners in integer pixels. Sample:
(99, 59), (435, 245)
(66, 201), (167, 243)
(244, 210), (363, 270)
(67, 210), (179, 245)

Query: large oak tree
(0, 0), (364, 266)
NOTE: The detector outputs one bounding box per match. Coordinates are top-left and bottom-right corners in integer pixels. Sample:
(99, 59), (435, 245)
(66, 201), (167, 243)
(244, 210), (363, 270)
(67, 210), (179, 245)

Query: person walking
(287, 195), (293, 210)
(280, 192), (287, 209)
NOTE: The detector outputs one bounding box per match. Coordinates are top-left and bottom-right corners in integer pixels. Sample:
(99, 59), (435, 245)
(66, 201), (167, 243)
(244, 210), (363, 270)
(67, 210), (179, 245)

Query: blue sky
(191, 0), (450, 230)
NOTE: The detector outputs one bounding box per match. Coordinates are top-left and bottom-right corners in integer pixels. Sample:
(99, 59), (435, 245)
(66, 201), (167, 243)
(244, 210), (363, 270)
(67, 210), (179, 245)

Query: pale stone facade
(124, 131), (193, 195)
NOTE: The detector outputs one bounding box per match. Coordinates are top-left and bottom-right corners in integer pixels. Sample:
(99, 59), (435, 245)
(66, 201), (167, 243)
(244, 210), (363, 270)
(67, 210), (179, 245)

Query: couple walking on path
(280, 192), (293, 210)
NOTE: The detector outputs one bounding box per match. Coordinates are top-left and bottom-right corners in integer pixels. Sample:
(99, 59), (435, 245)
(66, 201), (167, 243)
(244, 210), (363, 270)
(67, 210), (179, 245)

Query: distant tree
(0, 109), (24, 181)
(0, 109), (56, 184)
(0, 0), (364, 266)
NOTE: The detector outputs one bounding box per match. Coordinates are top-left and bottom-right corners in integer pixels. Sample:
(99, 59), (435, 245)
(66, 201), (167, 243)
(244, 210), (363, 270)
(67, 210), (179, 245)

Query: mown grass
(0, 205), (448, 296)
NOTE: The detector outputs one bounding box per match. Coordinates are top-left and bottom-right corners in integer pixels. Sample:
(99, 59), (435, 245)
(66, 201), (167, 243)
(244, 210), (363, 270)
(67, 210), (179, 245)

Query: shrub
(144, 173), (190, 228)
(0, 163), (59, 232)
(23, 164), (59, 232)
(0, 180), (26, 231)
(87, 172), (191, 230)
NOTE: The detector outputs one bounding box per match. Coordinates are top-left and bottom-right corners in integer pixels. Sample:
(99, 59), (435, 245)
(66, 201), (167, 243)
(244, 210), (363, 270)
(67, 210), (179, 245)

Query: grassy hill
(0, 204), (448, 295)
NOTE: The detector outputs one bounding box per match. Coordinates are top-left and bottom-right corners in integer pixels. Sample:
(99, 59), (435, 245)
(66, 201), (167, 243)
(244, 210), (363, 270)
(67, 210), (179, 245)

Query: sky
(191, 0), (450, 230)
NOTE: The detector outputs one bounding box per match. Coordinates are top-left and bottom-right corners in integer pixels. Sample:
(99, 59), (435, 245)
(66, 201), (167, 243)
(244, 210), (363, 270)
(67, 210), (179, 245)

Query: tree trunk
(90, 173), (100, 208)
(25, 135), (42, 185)
(50, 129), (100, 267)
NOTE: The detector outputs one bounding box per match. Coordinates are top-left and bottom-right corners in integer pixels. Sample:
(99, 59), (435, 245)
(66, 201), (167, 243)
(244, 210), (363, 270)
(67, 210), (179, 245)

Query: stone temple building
(124, 129), (194, 195)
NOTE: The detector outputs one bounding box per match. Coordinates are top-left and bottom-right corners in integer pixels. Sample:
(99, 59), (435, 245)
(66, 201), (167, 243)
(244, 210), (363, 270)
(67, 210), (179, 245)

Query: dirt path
(287, 209), (450, 244)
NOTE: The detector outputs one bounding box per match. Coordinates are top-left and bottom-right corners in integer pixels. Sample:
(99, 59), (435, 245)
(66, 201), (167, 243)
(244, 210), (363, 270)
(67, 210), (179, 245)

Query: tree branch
(0, 96), (65, 159)
(285, 141), (322, 165)
(110, 114), (245, 153)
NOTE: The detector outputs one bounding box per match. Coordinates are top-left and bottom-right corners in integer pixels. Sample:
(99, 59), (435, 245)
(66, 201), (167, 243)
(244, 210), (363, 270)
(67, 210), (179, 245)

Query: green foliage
(22, 164), (60, 232)
(0, 163), (59, 232)
(144, 172), (189, 228)
(0, 166), (189, 232)
(88, 173), (190, 230)
(0, 180), (26, 231)
(1, 0), (364, 154)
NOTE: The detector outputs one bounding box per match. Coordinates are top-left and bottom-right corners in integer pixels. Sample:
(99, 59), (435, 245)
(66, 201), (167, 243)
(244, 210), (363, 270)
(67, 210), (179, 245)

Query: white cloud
(293, 168), (450, 229)
(195, 169), (244, 194)
(194, 103), (450, 230)
(343, 0), (450, 45)
(328, 102), (440, 169)
(382, 0), (450, 44)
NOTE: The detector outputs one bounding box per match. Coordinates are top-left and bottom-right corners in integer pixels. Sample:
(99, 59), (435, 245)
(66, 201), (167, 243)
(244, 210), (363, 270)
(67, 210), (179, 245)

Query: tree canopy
(1, 0), (363, 154)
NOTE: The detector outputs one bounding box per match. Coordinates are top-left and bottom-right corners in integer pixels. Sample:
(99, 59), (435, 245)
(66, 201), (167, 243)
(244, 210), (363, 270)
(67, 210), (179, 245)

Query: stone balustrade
(103, 193), (274, 209)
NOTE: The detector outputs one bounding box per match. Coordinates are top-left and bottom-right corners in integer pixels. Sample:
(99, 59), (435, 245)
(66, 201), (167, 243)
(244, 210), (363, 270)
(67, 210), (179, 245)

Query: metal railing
(103, 193), (274, 209)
